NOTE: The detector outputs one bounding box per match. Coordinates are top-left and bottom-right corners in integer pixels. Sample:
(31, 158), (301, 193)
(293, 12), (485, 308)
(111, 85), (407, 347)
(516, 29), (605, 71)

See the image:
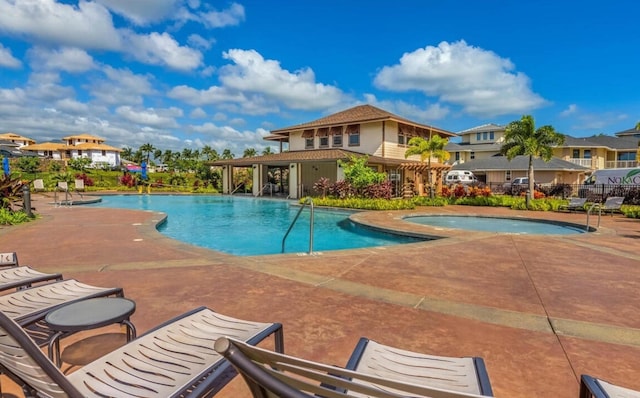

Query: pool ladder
(282, 197), (314, 254)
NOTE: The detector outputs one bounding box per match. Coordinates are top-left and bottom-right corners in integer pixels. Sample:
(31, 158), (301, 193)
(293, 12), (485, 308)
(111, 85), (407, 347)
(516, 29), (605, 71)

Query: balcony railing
(568, 158), (592, 167)
(605, 160), (638, 169)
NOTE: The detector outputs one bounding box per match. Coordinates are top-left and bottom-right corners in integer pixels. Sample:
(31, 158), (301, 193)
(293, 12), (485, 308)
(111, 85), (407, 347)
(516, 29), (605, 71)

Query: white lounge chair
(215, 337), (494, 398)
(33, 179), (45, 192)
(559, 197), (587, 212)
(0, 251), (19, 268)
(594, 196), (625, 216)
(0, 307), (284, 398)
(0, 266), (63, 293)
(580, 374), (640, 398)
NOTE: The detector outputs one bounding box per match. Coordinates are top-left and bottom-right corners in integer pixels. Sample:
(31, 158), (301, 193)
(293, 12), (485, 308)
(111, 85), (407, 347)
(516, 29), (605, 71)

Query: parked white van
(579, 167), (640, 197)
(445, 170), (477, 185)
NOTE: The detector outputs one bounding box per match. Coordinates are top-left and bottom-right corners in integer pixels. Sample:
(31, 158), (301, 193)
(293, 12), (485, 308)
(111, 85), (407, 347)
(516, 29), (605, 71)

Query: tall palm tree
(501, 115), (565, 208)
(635, 121), (640, 130)
(404, 135), (450, 197)
(139, 143), (156, 164)
(262, 147), (273, 155)
(221, 149), (234, 160)
(121, 147), (133, 161)
(202, 145), (219, 161)
(243, 148), (257, 158)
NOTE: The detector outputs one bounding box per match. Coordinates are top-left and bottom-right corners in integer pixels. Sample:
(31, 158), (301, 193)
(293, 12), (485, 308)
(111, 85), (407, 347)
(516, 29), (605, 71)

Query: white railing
(605, 160), (638, 169)
(568, 158), (592, 167)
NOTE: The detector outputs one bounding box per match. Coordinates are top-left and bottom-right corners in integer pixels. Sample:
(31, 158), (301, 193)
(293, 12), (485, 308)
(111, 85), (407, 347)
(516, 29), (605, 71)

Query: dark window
(489, 131), (494, 140)
(482, 132), (488, 140)
(346, 124), (360, 146)
(572, 149), (580, 158)
(319, 137), (329, 147)
(305, 138), (314, 149)
(476, 132), (481, 140)
(332, 134), (342, 147)
(102, 150), (106, 156)
(584, 149), (591, 159)
(470, 151), (475, 160)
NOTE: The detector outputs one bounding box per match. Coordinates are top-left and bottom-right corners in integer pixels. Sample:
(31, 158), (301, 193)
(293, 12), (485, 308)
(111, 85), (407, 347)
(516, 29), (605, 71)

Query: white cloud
(0, 0), (121, 50)
(120, 30), (202, 71)
(89, 66), (156, 105)
(187, 33), (214, 50)
(168, 85), (248, 106)
(0, 43), (22, 68)
(189, 107), (207, 118)
(561, 104), (578, 116)
(94, 0), (180, 25)
(219, 49), (347, 111)
(26, 72), (75, 101)
(115, 105), (182, 128)
(28, 46), (95, 73)
(0, 87), (26, 104)
(54, 98), (89, 114)
(374, 40), (547, 117)
(199, 3), (245, 28)
(363, 94), (450, 122)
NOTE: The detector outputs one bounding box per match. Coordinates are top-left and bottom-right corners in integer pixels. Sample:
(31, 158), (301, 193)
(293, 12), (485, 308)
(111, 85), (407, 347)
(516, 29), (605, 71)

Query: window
(455, 152), (460, 161)
(319, 137), (329, 147)
(346, 124), (360, 146)
(305, 138), (314, 149)
(572, 149), (580, 158)
(619, 152), (637, 161)
(476, 132), (480, 141)
(317, 128), (329, 148)
(102, 150), (106, 156)
(505, 170), (512, 181)
(584, 149), (591, 159)
(330, 126), (343, 147)
(78, 150), (82, 156)
(470, 151), (475, 160)
(398, 131), (406, 146)
(489, 131), (494, 140)
(482, 132), (488, 140)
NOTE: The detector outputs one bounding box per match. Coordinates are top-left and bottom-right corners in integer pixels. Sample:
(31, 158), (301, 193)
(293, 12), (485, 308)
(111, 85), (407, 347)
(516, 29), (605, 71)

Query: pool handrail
(282, 197), (314, 254)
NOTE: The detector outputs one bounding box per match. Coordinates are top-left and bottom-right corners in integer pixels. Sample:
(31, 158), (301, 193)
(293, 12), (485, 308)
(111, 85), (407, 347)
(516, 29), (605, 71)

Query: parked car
(503, 177), (534, 194)
(445, 170), (477, 185)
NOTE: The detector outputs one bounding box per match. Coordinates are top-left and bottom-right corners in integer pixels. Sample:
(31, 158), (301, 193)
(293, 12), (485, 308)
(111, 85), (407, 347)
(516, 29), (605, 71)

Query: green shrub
(621, 205), (640, 219)
(411, 196), (449, 207)
(0, 208), (32, 225)
(306, 197), (415, 210)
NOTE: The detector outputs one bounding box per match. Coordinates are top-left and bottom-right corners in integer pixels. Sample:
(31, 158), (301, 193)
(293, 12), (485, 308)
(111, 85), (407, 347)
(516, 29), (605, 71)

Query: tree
(501, 115), (565, 207)
(635, 121), (640, 130)
(202, 145), (219, 161)
(121, 147), (133, 160)
(243, 148), (257, 158)
(221, 149), (234, 160)
(404, 135), (450, 198)
(139, 143), (155, 165)
(262, 147), (273, 156)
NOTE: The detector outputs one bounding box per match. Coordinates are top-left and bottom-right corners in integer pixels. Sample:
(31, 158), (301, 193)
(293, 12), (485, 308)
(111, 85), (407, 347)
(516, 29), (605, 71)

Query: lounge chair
(74, 178), (85, 199)
(0, 306), (283, 398)
(559, 197), (587, 213)
(580, 374), (640, 398)
(0, 266), (63, 293)
(345, 338), (493, 396)
(0, 279), (123, 345)
(593, 196), (625, 216)
(0, 251), (19, 268)
(33, 179), (45, 192)
(214, 337), (493, 398)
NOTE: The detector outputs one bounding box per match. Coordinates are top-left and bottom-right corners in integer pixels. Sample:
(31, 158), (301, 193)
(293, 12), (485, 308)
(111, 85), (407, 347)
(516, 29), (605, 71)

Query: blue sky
(1, 0), (638, 155)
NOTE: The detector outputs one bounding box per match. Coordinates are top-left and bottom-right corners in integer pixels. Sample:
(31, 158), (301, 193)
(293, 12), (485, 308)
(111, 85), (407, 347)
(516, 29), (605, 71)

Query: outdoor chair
(580, 374), (640, 398)
(345, 338), (493, 396)
(0, 306), (284, 398)
(214, 337), (493, 398)
(0, 279), (123, 345)
(558, 197), (587, 213)
(0, 252), (19, 268)
(0, 266), (63, 293)
(33, 179), (45, 192)
(593, 196), (625, 216)
(74, 178), (84, 199)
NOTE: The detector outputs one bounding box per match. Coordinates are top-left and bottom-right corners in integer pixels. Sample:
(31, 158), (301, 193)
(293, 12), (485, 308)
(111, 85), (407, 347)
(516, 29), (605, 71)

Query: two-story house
(22, 134), (122, 167)
(213, 104), (455, 198)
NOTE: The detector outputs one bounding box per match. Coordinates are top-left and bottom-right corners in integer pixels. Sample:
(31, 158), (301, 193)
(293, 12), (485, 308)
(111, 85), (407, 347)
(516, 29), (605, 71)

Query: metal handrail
(586, 202), (601, 230)
(282, 197), (314, 254)
(230, 183), (244, 195)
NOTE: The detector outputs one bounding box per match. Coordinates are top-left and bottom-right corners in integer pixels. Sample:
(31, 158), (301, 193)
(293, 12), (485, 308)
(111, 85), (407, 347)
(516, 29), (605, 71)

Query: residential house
(0, 132), (36, 147)
(22, 134), (121, 167)
(446, 123), (639, 186)
(212, 104), (455, 199)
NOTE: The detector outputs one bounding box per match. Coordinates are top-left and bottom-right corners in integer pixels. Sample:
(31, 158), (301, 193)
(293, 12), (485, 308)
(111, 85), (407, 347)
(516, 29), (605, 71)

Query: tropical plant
(68, 157), (92, 172)
(635, 121), (640, 130)
(0, 174), (24, 211)
(221, 149), (234, 160)
(313, 177), (331, 198)
(243, 148), (257, 158)
(121, 147), (133, 160)
(16, 157), (40, 174)
(262, 147), (273, 156)
(500, 115), (565, 208)
(340, 155), (385, 193)
(404, 135), (450, 198)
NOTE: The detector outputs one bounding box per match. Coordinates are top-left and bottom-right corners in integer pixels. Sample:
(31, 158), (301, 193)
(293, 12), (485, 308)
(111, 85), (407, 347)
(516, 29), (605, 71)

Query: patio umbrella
(2, 158), (9, 177)
(141, 161), (148, 180)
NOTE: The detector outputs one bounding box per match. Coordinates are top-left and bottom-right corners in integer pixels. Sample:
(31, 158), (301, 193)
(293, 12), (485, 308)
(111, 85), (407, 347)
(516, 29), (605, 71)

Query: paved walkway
(1, 194), (639, 397)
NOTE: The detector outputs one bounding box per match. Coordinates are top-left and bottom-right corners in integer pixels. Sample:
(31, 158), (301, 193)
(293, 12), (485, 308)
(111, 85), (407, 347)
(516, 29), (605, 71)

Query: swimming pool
(92, 195), (425, 255)
(405, 215), (587, 235)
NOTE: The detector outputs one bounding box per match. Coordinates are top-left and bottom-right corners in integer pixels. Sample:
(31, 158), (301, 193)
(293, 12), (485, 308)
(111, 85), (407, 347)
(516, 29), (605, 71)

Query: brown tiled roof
(62, 133), (105, 141)
(74, 143), (122, 151)
(210, 149), (419, 167)
(0, 132), (35, 142)
(270, 104), (454, 137)
(22, 142), (68, 151)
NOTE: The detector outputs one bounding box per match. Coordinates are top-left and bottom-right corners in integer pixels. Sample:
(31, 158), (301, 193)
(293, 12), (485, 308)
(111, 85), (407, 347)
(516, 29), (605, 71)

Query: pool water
(92, 195), (424, 255)
(406, 215), (586, 235)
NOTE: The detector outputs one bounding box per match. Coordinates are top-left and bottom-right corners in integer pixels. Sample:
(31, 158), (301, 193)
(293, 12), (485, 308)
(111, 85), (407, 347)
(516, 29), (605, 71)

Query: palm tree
(202, 145), (219, 161)
(221, 149), (234, 160)
(139, 143), (156, 165)
(404, 135), (450, 198)
(501, 115), (565, 208)
(121, 147), (133, 161)
(262, 147), (273, 156)
(243, 148), (257, 158)
(635, 121), (640, 130)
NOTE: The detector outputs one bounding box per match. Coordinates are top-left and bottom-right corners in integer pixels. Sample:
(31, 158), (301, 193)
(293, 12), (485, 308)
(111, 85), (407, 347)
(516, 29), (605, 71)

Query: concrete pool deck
(1, 194), (639, 397)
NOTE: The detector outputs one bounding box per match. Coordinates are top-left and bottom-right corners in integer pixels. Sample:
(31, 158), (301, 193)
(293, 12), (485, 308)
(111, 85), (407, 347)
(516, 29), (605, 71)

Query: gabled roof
(445, 142), (502, 152)
(614, 127), (640, 137)
(22, 142), (68, 151)
(452, 155), (590, 172)
(74, 143), (122, 152)
(0, 132), (35, 142)
(270, 104), (455, 137)
(457, 123), (505, 134)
